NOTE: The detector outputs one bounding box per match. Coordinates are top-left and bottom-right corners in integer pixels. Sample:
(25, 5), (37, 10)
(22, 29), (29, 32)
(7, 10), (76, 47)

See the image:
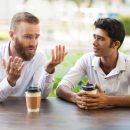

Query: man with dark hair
(56, 18), (130, 109)
(0, 12), (67, 102)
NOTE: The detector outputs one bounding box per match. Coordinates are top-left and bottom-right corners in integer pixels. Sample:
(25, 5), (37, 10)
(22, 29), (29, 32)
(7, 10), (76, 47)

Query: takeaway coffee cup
(81, 83), (97, 94)
(25, 87), (41, 112)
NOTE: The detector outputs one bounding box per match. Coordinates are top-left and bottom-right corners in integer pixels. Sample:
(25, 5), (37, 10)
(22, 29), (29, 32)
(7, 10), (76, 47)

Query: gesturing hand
(3, 56), (24, 86)
(45, 45), (67, 74)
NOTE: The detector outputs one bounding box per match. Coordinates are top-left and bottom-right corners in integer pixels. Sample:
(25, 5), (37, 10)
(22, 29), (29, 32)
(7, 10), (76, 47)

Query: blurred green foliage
(0, 33), (10, 40)
(118, 15), (130, 35)
(48, 51), (88, 96)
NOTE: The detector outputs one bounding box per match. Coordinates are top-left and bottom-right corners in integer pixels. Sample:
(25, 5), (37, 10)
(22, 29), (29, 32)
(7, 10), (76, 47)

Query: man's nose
(30, 38), (38, 45)
(93, 38), (98, 46)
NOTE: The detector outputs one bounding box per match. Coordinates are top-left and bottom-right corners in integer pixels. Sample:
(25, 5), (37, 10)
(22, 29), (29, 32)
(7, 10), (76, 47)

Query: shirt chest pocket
(104, 73), (129, 96)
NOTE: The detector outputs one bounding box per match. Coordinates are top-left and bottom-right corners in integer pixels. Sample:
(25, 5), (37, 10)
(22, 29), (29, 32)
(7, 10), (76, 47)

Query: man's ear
(112, 41), (121, 49)
(9, 31), (15, 40)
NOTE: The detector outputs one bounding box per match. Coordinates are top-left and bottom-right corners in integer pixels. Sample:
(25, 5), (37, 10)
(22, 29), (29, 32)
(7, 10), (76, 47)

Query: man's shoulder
(0, 43), (8, 51)
(118, 52), (130, 70)
(0, 42), (9, 58)
(76, 52), (95, 66)
(80, 52), (95, 61)
(119, 52), (130, 62)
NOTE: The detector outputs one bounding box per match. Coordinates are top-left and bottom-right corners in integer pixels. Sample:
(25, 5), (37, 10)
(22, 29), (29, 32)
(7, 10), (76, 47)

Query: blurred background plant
(118, 15), (130, 35)
(0, 32), (9, 40)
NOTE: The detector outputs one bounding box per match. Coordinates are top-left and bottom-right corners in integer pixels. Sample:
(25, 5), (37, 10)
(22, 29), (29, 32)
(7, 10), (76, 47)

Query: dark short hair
(10, 12), (39, 32)
(94, 18), (125, 45)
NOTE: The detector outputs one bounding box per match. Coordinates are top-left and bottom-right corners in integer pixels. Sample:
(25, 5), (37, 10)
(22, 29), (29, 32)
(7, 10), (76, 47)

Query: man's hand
(84, 84), (109, 109)
(3, 56), (24, 87)
(75, 85), (109, 109)
(75, 91), (88, 109)
(45, 45), (67, 74)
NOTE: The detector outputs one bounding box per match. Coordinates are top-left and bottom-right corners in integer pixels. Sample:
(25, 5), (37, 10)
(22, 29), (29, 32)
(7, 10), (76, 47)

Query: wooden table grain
(0, 97), (130, 130)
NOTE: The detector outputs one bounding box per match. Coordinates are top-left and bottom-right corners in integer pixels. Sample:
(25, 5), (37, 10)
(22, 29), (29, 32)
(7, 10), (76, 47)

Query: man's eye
(93, 34), (96, 39)
(99, 37), (104, 41)
(36, 35), (39, 39)
(24, 36), (32, 39)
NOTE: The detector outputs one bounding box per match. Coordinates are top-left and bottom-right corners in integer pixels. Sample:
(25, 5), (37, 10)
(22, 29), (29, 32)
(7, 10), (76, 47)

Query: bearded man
(0, 12), (67, 102)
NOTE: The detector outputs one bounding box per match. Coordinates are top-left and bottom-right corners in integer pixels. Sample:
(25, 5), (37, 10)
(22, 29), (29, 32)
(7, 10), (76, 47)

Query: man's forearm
(38, 71), (54, 99)
(107, 95), (130, 107)
(0, 78), (14, 102)
(56, 85), (77, 103)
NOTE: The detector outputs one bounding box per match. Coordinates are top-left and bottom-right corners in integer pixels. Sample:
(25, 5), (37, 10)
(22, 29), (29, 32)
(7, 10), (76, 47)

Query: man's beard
(14, 38), (37, 61)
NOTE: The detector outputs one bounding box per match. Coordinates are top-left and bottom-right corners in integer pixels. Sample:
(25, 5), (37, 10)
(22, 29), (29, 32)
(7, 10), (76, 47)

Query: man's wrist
(70, 93), (77, 103)
(106, 96), (115, 106)
(45, 67), (55, 74)
(7, 77), (16, 87)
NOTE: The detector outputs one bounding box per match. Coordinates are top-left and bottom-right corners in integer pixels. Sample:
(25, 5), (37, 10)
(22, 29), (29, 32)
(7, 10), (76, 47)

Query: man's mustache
(26, 45), (36, 49)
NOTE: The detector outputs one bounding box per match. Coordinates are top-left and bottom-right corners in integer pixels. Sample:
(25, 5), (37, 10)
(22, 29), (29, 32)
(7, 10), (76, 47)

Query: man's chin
(93, 52), (101, 57)
(22, 53), (35, 61)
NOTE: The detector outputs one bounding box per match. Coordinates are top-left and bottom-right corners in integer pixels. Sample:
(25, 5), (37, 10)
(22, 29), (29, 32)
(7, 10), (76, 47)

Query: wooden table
(0, 97), (130, 130)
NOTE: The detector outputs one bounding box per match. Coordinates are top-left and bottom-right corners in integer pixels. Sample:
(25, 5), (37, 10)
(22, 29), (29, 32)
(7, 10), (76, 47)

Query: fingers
(11, 57), (21, 68)
(51, 45), (67, 66)
(6, 56), (24, 77)
(51, 49), (55, 63)
(77, 96), (99, 110)
(61, 45), (68, 62)
(85, 101), (101, 110)
(2, 56), (13, 72)
(3, 56), (24, 86)
(77, 91), (87, 96)
(14, 57), (23, 70)
(55, 45), (65, 63)
(56, 45), (59, 62)
(96, 84), (104, 93)
(61, 45), (65, 61)
(76, 92), (100, 109)
(76, 96), (86, 109)
(18, 62), (24, 72)
(7, 56), (13, 72)
(86, 106), (99, 110)
(85, 93), (99, 98)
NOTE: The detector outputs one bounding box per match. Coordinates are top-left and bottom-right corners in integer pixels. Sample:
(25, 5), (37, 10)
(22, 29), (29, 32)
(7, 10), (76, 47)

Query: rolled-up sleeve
(0, 78), (14, 102)
(57, 55), (87, 90)
(39, 70), (54, 99)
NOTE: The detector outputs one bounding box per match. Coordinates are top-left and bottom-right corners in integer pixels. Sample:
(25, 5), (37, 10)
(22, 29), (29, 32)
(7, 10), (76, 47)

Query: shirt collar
(4, 41), (10, 59)
(92, 55), (100, 69)
(91, 52), (126, 72)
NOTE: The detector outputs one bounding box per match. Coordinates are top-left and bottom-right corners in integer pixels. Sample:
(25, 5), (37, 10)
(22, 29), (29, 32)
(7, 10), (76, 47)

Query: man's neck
(9, 41), (17, 57)
(100, 52), (118, 75)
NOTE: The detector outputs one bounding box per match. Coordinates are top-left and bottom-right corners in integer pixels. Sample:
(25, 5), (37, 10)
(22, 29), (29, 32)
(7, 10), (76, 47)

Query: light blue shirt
(0, 42), (54, 102)
(58, 52), (130, 96)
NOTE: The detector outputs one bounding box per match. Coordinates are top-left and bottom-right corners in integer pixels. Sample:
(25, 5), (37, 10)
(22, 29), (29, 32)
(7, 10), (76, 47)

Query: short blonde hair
(10, 12), (39, 32)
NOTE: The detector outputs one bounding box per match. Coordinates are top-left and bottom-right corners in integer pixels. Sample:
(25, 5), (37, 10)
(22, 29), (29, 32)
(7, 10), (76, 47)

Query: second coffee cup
(25, 87), (41, 112)
(81, 83), (97, 94)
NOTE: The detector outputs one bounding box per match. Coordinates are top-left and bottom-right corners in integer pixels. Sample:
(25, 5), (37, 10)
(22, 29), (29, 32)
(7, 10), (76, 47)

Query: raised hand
(3, 56), (24, 86)
(45, 45), (67, 74)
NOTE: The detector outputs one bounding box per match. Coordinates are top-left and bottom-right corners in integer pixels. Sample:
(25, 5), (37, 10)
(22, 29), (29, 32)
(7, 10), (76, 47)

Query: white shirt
(58, 52), (130, 96)
(0, 42), (54, 102)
